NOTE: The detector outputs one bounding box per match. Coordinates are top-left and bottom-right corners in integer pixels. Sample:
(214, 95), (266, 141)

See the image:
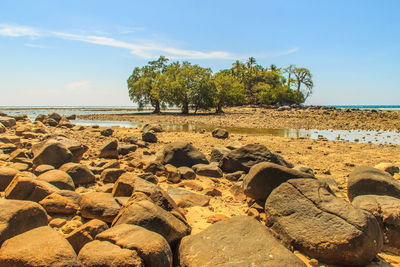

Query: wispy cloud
(0, 24), (39, 37)
(0, 23), (299, 60)
(24, 43), (52, 49)
(65, 80), (91, 91)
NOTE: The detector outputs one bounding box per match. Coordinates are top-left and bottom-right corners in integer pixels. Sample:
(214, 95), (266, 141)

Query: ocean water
(331, 105), (400, 110)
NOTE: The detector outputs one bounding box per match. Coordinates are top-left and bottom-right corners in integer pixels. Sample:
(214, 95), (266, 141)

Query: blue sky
(0, 0), (399, 106)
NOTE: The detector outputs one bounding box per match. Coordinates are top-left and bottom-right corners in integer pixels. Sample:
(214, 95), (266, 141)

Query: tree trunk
(182, 103), (189, 114)
(216, 102), (224, 114)
(297, 82), (301, 92)
(153, 101), (161, 113)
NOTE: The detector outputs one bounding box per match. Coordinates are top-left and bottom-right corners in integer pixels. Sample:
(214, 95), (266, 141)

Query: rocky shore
(79, 106), (400, 131)
(0, 112), (400, 266)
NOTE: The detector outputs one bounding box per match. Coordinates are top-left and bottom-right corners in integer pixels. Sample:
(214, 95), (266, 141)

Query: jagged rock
(0, 226), (80, 266)
(211, 128), (229, 139)
(137, 173), (158, 184)
(60, 162), (95, 186)
(179, 216), (305, 267)
(112, 199), (190, 244)
(101, 168), (126, 183)
(37, 169), (75, 190)
(80, 192), (121, 223)
(0, 199), (48, 245)
(66, 219), (109, 253)
(159, 142), (208, 167)
(265, 178), (382, 266)
(97, 224), (172, 267)
(219, 144), (293, 173)
(348, 166), (400, 201)
(210, 146), (231, 162)
(243, 162), (314, 201)
(99, 139), (119, 159)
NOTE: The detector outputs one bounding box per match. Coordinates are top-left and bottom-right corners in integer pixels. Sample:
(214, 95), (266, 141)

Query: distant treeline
(127, 56), (313, 114)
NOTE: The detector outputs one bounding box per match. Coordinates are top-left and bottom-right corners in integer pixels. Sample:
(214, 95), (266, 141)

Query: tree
(292, 67), (313, 100)
(127, 56), (169, 113)
(212, 70), (246, 113)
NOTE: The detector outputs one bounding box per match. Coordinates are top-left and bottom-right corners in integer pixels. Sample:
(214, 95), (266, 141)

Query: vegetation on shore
(127, 56), (313, 114)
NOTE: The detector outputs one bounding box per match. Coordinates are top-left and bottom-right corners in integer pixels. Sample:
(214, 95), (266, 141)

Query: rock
(112, 172), (139, 197)
(348, 166), (400, 201)
(293, 165), (315, 176)
(60, 162), (96, 186)
(352, 194), (400, 255)
(78, 240), (144, 267)
(243, 162), (314, 201)
(192, 163), (223, 178)
(112, 199), (191, 244)
(49, 218), (67, 228)
(66, 219), (109, 253)
(103, 159), (120, 169)
(137, 173), (158, 184)
(0, 167), (19, 191)
(100, 128), (113, 136)
(33, 164), (55, 176)
(143, 161), (165, 174)
(35, 114), (47, 122)
(43, 117), (59, 126)
(159, 142), (208, 167)
(37, 169), (75, 190)
(0, 199), (48, 245)
(0, 226), (80, 266)
(219, 144), (293, 173)
(48, 112), (62, 122)
(32, 139), (73, 168)
(101, 168), (126, 183)
(212, 128), (229, 139)
(5, 175), (59, 202)
(66, 114), (77, 120)
(142, 131), (157, 143)
(39, 191), (80, 214)
(51, 135), (88, 163)
(97, 224), (172, 267)
(225, 170), (244, 181)
(179, 180), (203, 191)
(179, 216), (305, 267)
(80, 192), (121, 223)
(210, 146), (231, 162)
(206, 214), (230, 224)
(118, 144), (137, 155)
(374, 162), (399, 176)
(265, 178), (383, 266)
(0, 123), (6, 133)
(167, 188), (210, 208)
(141, 123), (163, 133)
(164, 164), (181, 183)
(99, 139), (119, 159)
(178, 166), (196, 179)
(0, 116), (16, 127)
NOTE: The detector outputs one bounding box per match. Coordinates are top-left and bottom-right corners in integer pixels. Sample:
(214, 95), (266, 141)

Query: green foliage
(213, 70), (246, 113)
(257, 84), (305, 105)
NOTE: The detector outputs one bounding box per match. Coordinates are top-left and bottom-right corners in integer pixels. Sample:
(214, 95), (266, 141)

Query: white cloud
(0, 24), (40, 37)
(65, 80), (91, 91)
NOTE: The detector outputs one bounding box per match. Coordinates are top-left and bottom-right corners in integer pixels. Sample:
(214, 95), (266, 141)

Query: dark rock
(177, 166), (196, 179)
(137, 172), (158, 184)
(210, 146), (231, 162)
(35, 114), (47, 122)
(179, 216), (306, 267)
(0, 199), (48, 245)
(48, 112), (62, 122)
(243, 162), (314, 201)
(143, 161), (165, 174)
(66, 114), (77, 120)
(43, 117), (59, 126)
(0, 226), (80, 266)
(100, 128), (113, 136)
(118, 144), (137, 155)
(192, 163), (223, 178)
(159, 142), (208, 167)
(348, 166), (400, 201)
(225, 171), (244, 181)
(99, 139), (119, 159)
(142, 131), (157, 143)
(265, 178), (383, 266)
(101, 168), (126, 183)
(219, 144), (293, 173)
(0, 116), (16, 127)
(80, 192), (121, 223)
(141, 123), (163, 133)
(212, 128), (229, 139)
(96, 224), (172, 267)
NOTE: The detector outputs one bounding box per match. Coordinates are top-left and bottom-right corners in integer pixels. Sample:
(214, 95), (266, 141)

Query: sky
(0, 0), (399, 106)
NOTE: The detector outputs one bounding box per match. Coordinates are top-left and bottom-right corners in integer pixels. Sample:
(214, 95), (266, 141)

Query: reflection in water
(72, 120), (400, 146)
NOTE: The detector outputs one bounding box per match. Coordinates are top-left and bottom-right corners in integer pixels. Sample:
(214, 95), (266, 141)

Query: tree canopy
(127, 56), (313, 114)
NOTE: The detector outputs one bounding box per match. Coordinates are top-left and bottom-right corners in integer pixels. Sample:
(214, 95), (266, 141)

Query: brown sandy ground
(78, 106), (400, 131)
(1, 120), (400, 266)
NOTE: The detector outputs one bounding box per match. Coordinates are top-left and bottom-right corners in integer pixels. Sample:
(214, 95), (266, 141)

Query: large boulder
(0, 167), (19, 191)
(159, 142), (208, 167)
(209, 146), (231, 163)
(99, 139), (119, 159)
(78, 240), (144, 267)
(352, 194), (400, 255)
(219, 144), (293, 173)
(265, 178), (383, 266)
(5, 175), (59, 202)
(243, 162), (314, 201)
(80, 192), (121, 223)
(112, 199), (190, 244)
(0, 226), (80, 266)
(59, 162), (95, 186)
(0, 199), (48, 245)
(179, 216), (305, 267)
(348, 166), (400, 201)
(51, 135), (88, 163)
(39, 191), (81, 215)
(0, 116), (16, 127)
(97, 224), (172, 267)
(37, 169), (75, 190)
(32, 139), (73, 168)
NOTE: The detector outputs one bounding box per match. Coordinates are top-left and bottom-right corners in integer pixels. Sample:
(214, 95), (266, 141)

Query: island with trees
(127, 56), (313, 114)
